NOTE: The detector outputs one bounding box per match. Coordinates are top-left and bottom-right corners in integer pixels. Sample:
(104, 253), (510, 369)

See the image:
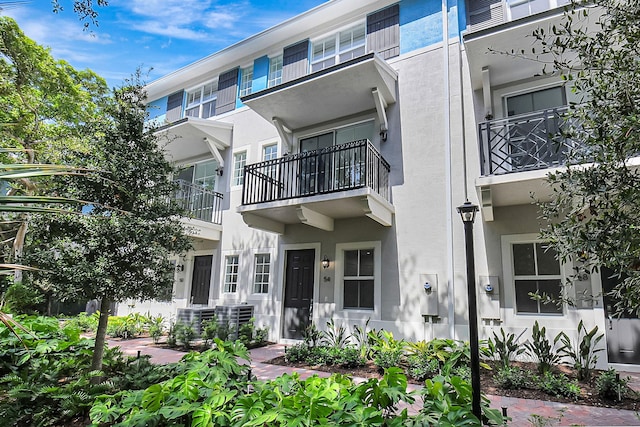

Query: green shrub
(166, 321), (178, 347)
(537, 371), (581, 400)
(3, 282), (47, 314)
(238, 318), (255, 346)
(254, 325), (269, 345)
(175, 321), (196, 349)
(495, 366), (535, 390)
(596, 368), (630, 400)
(322, 318), (350, 347)
(302, 321), (322, 347)
(217, 319), (234, 341)
(147, 315), (165, 344)
(285, 343), (311, 363)
(67, 311), (99, 332)
(371, 330), (405, 371)
(406, 353), (440, 381)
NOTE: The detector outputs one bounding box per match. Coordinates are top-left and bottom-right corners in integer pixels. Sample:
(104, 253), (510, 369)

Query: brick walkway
(108, 338), (640, 426)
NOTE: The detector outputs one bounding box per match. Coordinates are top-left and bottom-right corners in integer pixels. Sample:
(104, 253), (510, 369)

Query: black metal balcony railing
(242, 139), (391, 205)
(174, 179), (223, 224)
(478, 106), (582, 176)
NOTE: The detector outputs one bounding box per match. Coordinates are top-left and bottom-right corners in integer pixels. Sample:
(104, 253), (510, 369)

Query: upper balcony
(475, 106), (582, 218)
(175, 179), (223, 240)
(241, 53), (397, 148)
(238, 139), (394, 234)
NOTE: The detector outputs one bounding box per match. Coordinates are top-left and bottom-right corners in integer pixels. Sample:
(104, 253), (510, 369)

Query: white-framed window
(311, 23), (365, 73)
(239, 66), (253, 97)
(185, 81), (217, 118)
(253, 253), (271, 294)
(223, 255), (239, 293)
(335, 241), (381, 316)
(268, 55), (283, 88)
(507, 0), (571, 21)
(262, 143), (278, 161)
(232, 151), (247, 186)
(509, 240), (563, 314)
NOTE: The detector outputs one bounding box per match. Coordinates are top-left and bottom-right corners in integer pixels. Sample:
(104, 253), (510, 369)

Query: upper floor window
(512, 242), (563, 314)
(176, 159), (219, 190)
(185, 82), (217, 119)
(508, 0), (570, 20)
(311, 23), (365, 73)
(233, 151), (247, 186)
(262, 143), (278, 161)
(268, 55), (283, 88)
(239, 66), (253, 98)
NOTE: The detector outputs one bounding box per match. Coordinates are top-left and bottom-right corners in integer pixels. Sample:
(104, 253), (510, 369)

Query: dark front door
(283, 249), (315, 339)
(602, 267), (640, 364)
(190, 255), (212, 305)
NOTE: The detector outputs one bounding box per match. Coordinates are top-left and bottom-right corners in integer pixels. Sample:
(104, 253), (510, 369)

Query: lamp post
(457, 200), (481, 421)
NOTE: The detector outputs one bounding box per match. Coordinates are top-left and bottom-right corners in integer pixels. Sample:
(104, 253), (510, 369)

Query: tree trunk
(91, 297), (111, 375)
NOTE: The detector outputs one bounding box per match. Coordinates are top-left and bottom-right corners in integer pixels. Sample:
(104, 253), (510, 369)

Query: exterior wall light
(484, 283), (494, 293)
(322, 255), (330, 269)
(176, 264), (185, 272)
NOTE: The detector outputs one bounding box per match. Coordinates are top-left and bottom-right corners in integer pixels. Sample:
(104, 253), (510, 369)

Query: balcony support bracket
(296, 205), (334, 231)
(241, 212), (285, 234)
(272, 117), (293, 154)
(372, 88), (389, 141)
(203, 137), (225, 167)
(480, 186), (494, 221)
(360, 195), (393, 227)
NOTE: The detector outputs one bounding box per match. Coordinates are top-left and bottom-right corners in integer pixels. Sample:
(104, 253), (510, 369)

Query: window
(185, 82), (217, 118)
(253, 253), (270, 293)
(508, 0), (570, 20)
(343, 248), (374, 309)
(311, 23), (365, 72)
(233, 151), (247, 186)
(268, 55), (283, 88)
(512, 242), (563, 314)
(262, 144), (278, 161)
(224, 255), (239, 293)
(239, 66), (253, 97)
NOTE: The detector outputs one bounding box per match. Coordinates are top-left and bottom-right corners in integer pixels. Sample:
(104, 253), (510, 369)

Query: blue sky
(4, 0), (327, 88)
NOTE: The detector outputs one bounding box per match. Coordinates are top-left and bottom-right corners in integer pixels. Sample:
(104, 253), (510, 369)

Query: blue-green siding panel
(253, 55), (270, 93)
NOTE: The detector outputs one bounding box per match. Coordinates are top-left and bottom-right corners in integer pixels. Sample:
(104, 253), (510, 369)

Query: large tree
(23, 75), (192, 371)
(536, 0), (640, 313)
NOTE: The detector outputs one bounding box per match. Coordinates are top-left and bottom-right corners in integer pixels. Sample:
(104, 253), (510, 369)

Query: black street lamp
(457, 200), (481, 421)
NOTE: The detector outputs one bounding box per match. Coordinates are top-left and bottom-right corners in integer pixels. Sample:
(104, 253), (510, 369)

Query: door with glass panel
(299, 132), (332, 195)
(175, 160), (218, 221)
(505, 86), (566, 170)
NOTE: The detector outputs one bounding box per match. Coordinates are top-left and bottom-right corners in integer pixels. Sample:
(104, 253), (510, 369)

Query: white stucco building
(118, 0), (639, 371)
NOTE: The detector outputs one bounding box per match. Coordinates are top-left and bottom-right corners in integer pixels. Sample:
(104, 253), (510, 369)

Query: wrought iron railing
(478, 106), (582, 176)
(174, 179), (223, 224)
(242, 139), (391, 205)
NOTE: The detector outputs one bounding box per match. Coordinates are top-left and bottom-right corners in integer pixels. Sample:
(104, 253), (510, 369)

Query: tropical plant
(537, 371), (581, 400)
(302, 321), (322, 347)
(352, 318), (375, 359)
(371, 330), (406, 371)
(200, 316), (219, 347)
(419, 374), (504, 427)
(488, 327), (527, 368)
(322, 318), (350, 348)
(147, 314), (165, 344)
(596, 368), (630, 400)
(524, 321), (562, 374)
(557, 320), (604, 381)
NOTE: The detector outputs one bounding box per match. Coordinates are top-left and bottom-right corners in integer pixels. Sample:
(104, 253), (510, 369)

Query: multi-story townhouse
(119, 0), (637, 370)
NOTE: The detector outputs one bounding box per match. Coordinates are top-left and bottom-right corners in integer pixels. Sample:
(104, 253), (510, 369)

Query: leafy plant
(371, 330), (406, 371)
(175, 321), (196, 349)
(302, 321), (322, 347)
(147, 314), (165, 344)
(596, 368), (630, 400)
(495, 366), (535, 390)
(238, 318), (255, 346)
(217, 319), (234, 341)
(537, 371), (581, 400)
(200, 316), (219, 347)
(322, 318), (350, 348)
(557, 320), (604, 381)
(166, 321), (178, 347)
(524, 321), (562, 374)
(488, 327), (527, 368)
(352, 318), (375, 360)
(419, 374), (503, 426)
(66, 311), (99, 333)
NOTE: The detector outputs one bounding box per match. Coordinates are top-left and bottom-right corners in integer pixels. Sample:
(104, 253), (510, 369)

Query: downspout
(443, 0), (456, 339)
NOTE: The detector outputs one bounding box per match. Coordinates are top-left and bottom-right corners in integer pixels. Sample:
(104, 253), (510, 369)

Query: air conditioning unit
(176, 308), (217, 335)
(215, 305), (254, 339)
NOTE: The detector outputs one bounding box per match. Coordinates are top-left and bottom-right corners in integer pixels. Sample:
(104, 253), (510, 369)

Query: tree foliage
(50, 0), (109, 29)
(22, 74), (192, 370)
(536, 0), (640, 313)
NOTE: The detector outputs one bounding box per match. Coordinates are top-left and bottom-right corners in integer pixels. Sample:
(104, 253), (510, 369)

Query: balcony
(175, 179), (223, 240)
(238, 140), (394, 234)
(478, 106), (581, 176)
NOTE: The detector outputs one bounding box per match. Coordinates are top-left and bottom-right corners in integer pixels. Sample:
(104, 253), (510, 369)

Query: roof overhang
(241, 53), (397, 132)
(155, 117), (233, 163)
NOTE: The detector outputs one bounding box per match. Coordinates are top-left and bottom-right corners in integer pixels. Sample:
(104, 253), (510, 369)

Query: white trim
(260, 139), (279, 161)
(250, 248), (276, 297)
(501, 234), (568, 320)
(308, 19), (366, 43)
(333, 241), (382, 321)
(184, 77), (219, 95)
(231, 147), (250, 189)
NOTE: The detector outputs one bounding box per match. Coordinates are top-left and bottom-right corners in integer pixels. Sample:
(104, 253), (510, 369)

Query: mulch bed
(265, 356), (640, 411)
